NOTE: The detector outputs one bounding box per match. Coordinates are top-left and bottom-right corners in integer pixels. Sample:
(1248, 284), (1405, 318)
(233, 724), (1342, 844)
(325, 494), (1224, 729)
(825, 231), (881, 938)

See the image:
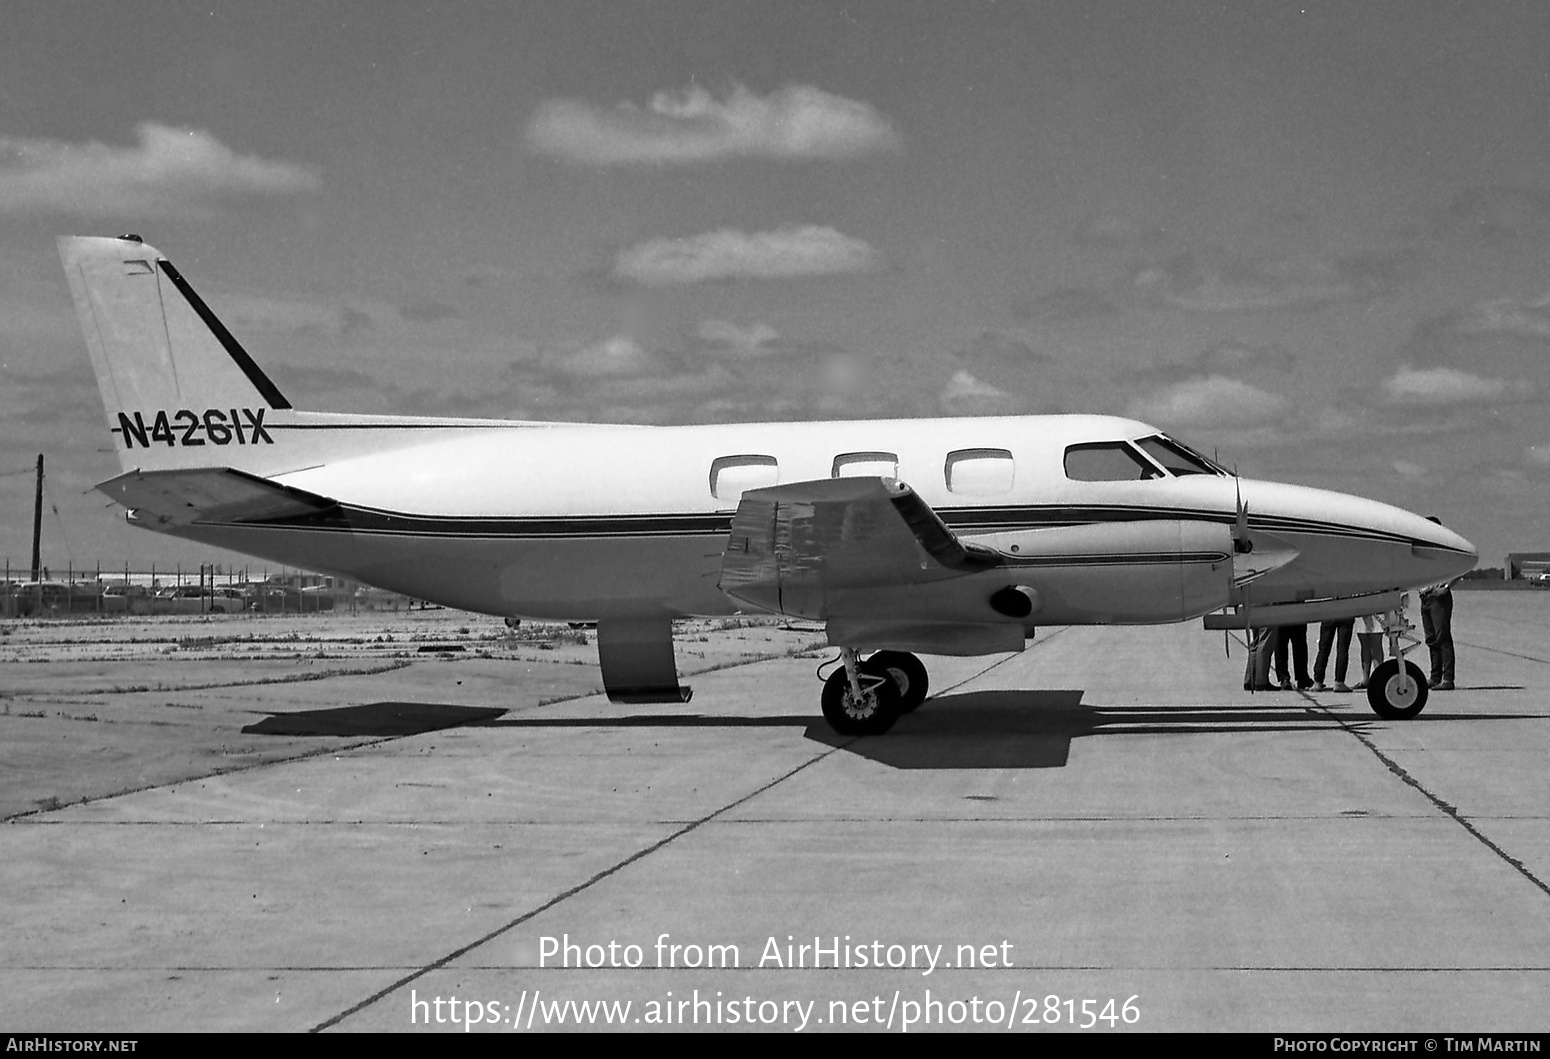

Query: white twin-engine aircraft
(60, 235), (1475, 733)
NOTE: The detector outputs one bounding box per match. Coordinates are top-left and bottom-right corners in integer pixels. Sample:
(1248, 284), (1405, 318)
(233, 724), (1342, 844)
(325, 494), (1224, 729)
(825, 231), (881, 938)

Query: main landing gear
(1367, 594), (1428, 720)
(820, 649), (931, 735)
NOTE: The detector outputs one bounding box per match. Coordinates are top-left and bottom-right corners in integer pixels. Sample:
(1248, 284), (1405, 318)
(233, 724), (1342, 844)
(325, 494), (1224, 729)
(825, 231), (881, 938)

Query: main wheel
(863, 651), (930, 713)
(821, 667), (902, 735)
(1366, 658), (1429, 719)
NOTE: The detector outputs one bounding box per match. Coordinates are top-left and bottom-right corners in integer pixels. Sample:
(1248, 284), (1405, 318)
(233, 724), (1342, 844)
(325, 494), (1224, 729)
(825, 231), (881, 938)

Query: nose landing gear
(1368, 594), (1429, 719)
(1367, 657), (1429, 719)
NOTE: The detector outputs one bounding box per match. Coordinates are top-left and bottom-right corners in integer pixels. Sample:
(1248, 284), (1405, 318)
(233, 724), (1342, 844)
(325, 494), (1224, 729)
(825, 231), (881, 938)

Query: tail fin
(58, 235), (292, 473)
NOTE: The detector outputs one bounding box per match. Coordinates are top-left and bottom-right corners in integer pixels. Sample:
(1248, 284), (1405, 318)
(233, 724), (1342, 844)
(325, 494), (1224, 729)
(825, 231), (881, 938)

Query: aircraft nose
(1408, 512), (1477, 577)
(1236, 479), (1477, 600)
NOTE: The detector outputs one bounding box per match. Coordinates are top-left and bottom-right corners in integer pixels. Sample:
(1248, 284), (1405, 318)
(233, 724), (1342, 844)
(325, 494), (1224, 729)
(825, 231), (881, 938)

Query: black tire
(1366, 658), (1429, 720)
(864, 651), (930, 713)
(821, 667), (901, 735)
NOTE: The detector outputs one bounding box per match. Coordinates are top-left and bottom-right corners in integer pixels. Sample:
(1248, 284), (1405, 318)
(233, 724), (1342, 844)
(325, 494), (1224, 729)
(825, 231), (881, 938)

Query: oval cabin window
(709, 455), (780, 502)
(831, 451), (899, 479)
(944, 448), (1015, 494)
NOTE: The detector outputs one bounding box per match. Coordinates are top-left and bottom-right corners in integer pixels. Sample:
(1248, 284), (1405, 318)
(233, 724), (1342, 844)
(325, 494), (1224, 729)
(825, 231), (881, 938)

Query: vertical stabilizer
(58, 235), (292, 473)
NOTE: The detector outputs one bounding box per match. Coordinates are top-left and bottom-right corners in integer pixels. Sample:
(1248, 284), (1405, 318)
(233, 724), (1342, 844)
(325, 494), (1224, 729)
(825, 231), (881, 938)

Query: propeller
(1232, 474), (1252, 555)
(1232, 470), (1256, 685)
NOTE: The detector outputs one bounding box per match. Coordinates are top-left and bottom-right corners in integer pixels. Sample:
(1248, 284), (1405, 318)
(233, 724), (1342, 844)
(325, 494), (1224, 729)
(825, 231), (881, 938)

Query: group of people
(1244, 515), (1460, 694)
(1243, 614), (1391, 692)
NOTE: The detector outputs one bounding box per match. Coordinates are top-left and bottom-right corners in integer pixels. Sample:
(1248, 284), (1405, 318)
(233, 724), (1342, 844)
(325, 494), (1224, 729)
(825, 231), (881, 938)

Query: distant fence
(0, 559), (415, 618)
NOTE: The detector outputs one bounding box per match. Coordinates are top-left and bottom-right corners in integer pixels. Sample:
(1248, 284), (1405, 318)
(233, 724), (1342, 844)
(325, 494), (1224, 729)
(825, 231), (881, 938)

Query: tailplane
(58, 235), (293, 473)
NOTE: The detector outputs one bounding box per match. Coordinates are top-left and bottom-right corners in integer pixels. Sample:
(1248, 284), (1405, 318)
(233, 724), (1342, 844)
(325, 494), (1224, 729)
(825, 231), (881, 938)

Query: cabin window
(832, 451), (899, 479)
(1063, 442), (1161, 481)
(944, 448), (1015, 494)
(709, 455), (780, 502)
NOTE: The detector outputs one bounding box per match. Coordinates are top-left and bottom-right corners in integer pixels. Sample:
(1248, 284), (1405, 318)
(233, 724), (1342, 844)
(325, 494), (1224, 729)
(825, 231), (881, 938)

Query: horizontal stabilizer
(98, 467), (338, 527)
(718, 476), (995, 617)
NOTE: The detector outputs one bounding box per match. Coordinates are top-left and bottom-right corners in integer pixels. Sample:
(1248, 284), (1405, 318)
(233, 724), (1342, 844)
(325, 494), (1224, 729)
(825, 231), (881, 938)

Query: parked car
(9, 581), (71, 616)
(247, 584), (333, 612)
(99, 583), (152, 614)
(147, 585), (246, 614)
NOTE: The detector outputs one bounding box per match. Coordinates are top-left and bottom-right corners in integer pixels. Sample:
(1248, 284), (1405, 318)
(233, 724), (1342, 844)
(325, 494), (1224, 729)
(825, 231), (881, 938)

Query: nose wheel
(1367, 595), (1429, 719)
(1366, 658), (1429, 719)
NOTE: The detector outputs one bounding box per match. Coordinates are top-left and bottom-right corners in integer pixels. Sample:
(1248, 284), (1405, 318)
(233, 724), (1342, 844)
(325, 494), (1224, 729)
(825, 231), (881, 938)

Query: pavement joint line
(1297, 693), (1550, 903)
(308, 744), (848, 1033)
(24, 812), (1520, 826)
(0, 737), (400, 823)
(931, 627), (1070, 700)
(1453, 638), (1550, 665)
(1, 638), (824, 824)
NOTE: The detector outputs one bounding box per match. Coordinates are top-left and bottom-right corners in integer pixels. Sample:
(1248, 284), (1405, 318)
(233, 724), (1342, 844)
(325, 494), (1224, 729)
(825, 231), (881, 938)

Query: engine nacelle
(967, 520), (1235, 624)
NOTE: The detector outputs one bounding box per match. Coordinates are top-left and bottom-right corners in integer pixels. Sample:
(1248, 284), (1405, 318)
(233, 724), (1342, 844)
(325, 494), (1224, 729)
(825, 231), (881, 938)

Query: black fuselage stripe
(207, 501), (1463, 555)
(156, 260), (293, 411)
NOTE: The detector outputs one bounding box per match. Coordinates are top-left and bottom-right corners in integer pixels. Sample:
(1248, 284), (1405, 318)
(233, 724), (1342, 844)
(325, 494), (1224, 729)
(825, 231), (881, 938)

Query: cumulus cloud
(1379, 364), (1532, 407)
(214, 294), (389, 336)
(696, 319), (782, 357)
(1196, 340), (1297, 374)
(400, 300), (460, 324)
(1450, 293), (1550, 339)
(1013, 287), (1117, 322)
(545, 335), (664, 378)
(1131, 251), (1398, 313)
(1436, 186), (1550, 240)
(0, 123), (318, 215)
(1122, 340), (1297, 384)
(527, 83), (901, 165)
(1125, 375), (1289, 430)
(614, 226), (880, 286)
(940, 370), (1021, 416)
(1072, 213), (1166, 248)
(957, 330), (1053, 363)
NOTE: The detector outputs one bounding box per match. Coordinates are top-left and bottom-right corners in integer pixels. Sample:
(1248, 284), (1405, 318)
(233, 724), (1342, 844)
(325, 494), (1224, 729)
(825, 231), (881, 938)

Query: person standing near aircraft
(1244, 625), (1277, 691)
(1313, 617), (1354, 693)
(1421, 518), (1460, 691)
(1274, 623), (1312, 690)
(1353, 612), (1386, 689)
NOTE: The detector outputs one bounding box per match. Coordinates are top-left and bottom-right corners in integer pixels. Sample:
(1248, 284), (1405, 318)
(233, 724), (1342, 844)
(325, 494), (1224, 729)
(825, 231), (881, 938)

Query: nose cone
(1238, 479), (1476, 601)
(1410, 517), (1476, 578)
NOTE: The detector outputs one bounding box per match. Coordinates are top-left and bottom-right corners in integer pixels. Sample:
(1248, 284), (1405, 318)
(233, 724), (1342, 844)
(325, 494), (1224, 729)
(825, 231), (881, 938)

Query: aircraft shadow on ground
(241, 701), (508, 737)
(803, 690), (1361, 769)
(241, 695), (1545, 770)
(242, 702), (817, 737)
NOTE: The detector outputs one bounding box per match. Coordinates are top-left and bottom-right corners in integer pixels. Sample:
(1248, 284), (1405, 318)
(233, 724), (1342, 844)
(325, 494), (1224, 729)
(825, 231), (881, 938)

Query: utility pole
(30, 454), (43, 582)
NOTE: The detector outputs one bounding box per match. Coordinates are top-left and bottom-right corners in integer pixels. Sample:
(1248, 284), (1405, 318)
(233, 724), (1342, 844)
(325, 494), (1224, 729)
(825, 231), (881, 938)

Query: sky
(2, 0), (1548, 574)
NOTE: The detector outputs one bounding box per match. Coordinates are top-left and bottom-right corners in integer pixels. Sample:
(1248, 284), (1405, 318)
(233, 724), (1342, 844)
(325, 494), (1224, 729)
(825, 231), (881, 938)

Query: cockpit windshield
(1134, 434), (1230, 477)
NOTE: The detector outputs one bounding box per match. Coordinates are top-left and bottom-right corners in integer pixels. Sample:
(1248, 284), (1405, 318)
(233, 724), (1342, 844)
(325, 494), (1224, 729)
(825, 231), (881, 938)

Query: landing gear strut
(821, 648), (904, 735)
(1367, 594), (1429, 720)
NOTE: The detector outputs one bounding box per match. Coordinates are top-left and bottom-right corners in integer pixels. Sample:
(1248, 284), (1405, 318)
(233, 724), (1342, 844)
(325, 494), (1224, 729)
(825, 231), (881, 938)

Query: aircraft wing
(98, 467), (338, 527)
(718, 476), (996, 616)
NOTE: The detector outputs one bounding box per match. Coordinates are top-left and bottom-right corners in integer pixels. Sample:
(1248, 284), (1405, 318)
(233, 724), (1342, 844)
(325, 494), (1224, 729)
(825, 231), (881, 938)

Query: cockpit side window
(1063, 442), (1162, 481)
(1136, 435), (1227, 477)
